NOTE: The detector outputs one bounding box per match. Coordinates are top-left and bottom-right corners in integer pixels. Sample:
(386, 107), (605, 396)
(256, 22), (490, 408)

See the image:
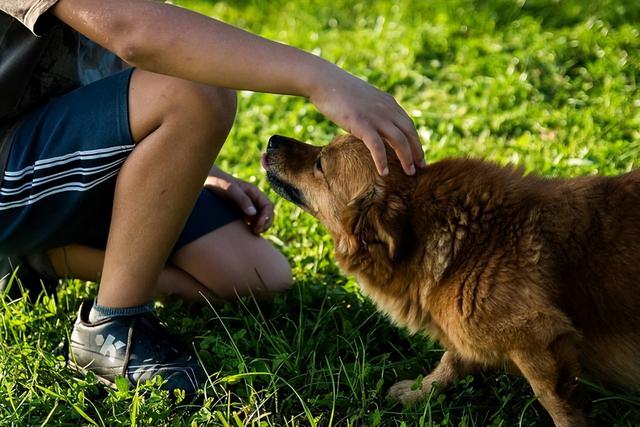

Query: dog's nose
(268, 135), (287, 151)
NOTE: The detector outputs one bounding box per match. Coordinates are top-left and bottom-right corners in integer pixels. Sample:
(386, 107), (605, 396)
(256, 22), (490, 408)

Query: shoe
(0, 255), (58, 299)
(68, 300), (206, 395)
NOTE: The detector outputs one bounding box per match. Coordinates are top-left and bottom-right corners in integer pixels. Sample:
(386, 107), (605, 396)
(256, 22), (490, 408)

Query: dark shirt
(0, 1), (124, 175)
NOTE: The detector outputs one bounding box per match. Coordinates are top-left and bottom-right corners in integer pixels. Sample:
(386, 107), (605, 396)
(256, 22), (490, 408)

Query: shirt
(0, 0), (125, 176)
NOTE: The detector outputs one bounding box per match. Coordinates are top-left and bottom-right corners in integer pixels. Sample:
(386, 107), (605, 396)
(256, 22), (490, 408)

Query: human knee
(223, 248), (292, 298)
(131, 70), (237, 141)
(169, 81), (237, 140)
(197, 85), (237, 138)
(171, 221), (293, 299)
(255, 250), (292, 294)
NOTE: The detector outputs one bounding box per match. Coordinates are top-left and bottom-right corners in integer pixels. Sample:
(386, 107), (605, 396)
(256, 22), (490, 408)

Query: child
(0, 0), (424, 395)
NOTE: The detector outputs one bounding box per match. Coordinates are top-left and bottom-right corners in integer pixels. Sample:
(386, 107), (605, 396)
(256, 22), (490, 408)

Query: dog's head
(263, 134), (414, 266)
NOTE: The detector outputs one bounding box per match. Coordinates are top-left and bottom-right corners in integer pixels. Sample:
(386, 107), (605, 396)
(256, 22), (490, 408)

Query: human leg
(47, 175), (292, 301)
(0, 68), (239, 394)
(171, 220), (292, 299)
(47, 219), (293, 301)
(48, 243), (210, 300)
(67, 72), (238, 393)
(97, 69), (237, 308)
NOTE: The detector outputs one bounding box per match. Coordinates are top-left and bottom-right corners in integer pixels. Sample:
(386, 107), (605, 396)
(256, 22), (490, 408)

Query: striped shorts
(0, 69), (241, 256)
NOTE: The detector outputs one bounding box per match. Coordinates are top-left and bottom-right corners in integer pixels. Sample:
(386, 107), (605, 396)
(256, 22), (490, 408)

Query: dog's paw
(387, 379), (428, 406)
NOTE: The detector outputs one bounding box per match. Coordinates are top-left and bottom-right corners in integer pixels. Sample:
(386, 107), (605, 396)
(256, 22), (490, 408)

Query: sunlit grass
(2, 0), (639, 425)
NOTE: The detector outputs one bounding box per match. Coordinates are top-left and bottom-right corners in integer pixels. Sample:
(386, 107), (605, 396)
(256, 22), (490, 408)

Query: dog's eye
(314, 156), (323, 173)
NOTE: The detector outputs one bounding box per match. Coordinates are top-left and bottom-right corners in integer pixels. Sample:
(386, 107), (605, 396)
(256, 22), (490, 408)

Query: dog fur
(264, 134), (640, 427)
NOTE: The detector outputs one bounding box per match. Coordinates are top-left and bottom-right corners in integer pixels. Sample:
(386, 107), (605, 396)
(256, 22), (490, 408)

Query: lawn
(2, 0), (640, 425)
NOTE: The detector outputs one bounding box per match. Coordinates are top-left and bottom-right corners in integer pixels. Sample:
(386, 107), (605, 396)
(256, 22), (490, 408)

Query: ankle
(88, 299), (155, 323)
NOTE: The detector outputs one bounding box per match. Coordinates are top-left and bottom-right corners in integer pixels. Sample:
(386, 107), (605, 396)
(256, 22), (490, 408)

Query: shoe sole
(68, 359), (201, 402)
(67, 359), (118, 390)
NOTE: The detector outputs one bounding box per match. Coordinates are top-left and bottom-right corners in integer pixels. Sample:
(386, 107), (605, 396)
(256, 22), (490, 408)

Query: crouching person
(0, 0), (421, 395)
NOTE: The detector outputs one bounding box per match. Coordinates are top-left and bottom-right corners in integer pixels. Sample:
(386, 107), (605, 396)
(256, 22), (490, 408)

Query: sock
(88, 300), (155, 323)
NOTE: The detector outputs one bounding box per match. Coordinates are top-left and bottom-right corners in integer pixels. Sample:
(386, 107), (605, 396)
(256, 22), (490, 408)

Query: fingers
(205, 175), (275, 234)
(362, 120), (423, 176)
(213, 181), (257, 217)
(394, 115), (426, 168)
(388, 97), (425, 169)
(242, 184), (274, 233)
(359, 128), (389, 176)
(354, 97), (423, 176)
(253, 203), (274, 234)
(380, 123), (416, 175)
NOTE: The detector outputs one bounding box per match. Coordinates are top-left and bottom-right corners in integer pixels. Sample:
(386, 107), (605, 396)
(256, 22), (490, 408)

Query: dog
(263, 133), (640, 426)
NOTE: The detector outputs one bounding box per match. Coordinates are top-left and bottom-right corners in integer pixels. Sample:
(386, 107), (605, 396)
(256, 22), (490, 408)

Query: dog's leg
(387, 350), (479, 405)
(509, 334), (586, 427)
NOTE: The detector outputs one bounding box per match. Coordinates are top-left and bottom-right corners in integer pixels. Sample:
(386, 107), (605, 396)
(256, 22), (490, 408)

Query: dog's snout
(268, 135), (288, 151)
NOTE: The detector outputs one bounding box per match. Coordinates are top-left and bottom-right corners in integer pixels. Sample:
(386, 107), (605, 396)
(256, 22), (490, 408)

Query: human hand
(308, 66), (425, 176)
(205, 167), (274, 234)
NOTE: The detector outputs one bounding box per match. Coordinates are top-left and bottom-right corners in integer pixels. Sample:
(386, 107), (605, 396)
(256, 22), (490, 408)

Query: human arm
(50, 0), (424, 175)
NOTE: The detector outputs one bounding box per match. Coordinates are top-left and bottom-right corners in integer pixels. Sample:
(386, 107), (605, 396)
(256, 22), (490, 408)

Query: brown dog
(263, 134), (640, 427)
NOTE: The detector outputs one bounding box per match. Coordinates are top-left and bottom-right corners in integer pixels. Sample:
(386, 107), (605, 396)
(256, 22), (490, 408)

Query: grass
(2, 0), (640, 425)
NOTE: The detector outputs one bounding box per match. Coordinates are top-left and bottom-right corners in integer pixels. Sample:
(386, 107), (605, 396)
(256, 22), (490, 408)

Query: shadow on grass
(161, 277), (640, 426)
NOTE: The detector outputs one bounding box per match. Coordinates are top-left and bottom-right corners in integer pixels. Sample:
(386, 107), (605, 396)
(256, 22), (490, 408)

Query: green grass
(2, 0), (640, 425)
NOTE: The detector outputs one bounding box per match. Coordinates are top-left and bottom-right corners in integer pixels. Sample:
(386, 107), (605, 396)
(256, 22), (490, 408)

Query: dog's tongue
(261, 153), (269, 171)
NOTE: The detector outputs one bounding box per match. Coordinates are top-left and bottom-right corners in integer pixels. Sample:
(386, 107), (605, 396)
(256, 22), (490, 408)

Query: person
(0, 0), (425, 395)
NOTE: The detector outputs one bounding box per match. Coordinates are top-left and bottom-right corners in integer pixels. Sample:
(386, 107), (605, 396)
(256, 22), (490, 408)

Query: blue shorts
(0, 69), (242, 257)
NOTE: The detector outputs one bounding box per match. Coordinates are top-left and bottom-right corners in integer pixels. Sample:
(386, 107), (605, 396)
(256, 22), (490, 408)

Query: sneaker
(0, 255), (59, 299)
(68, 300), (206, 395)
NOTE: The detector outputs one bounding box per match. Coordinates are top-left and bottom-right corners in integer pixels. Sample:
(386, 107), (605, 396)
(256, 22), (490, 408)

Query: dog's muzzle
(263, 135), (308, 208)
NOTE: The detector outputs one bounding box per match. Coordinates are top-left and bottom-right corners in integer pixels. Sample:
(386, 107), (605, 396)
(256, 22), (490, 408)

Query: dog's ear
(340, 183), (410, 263)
